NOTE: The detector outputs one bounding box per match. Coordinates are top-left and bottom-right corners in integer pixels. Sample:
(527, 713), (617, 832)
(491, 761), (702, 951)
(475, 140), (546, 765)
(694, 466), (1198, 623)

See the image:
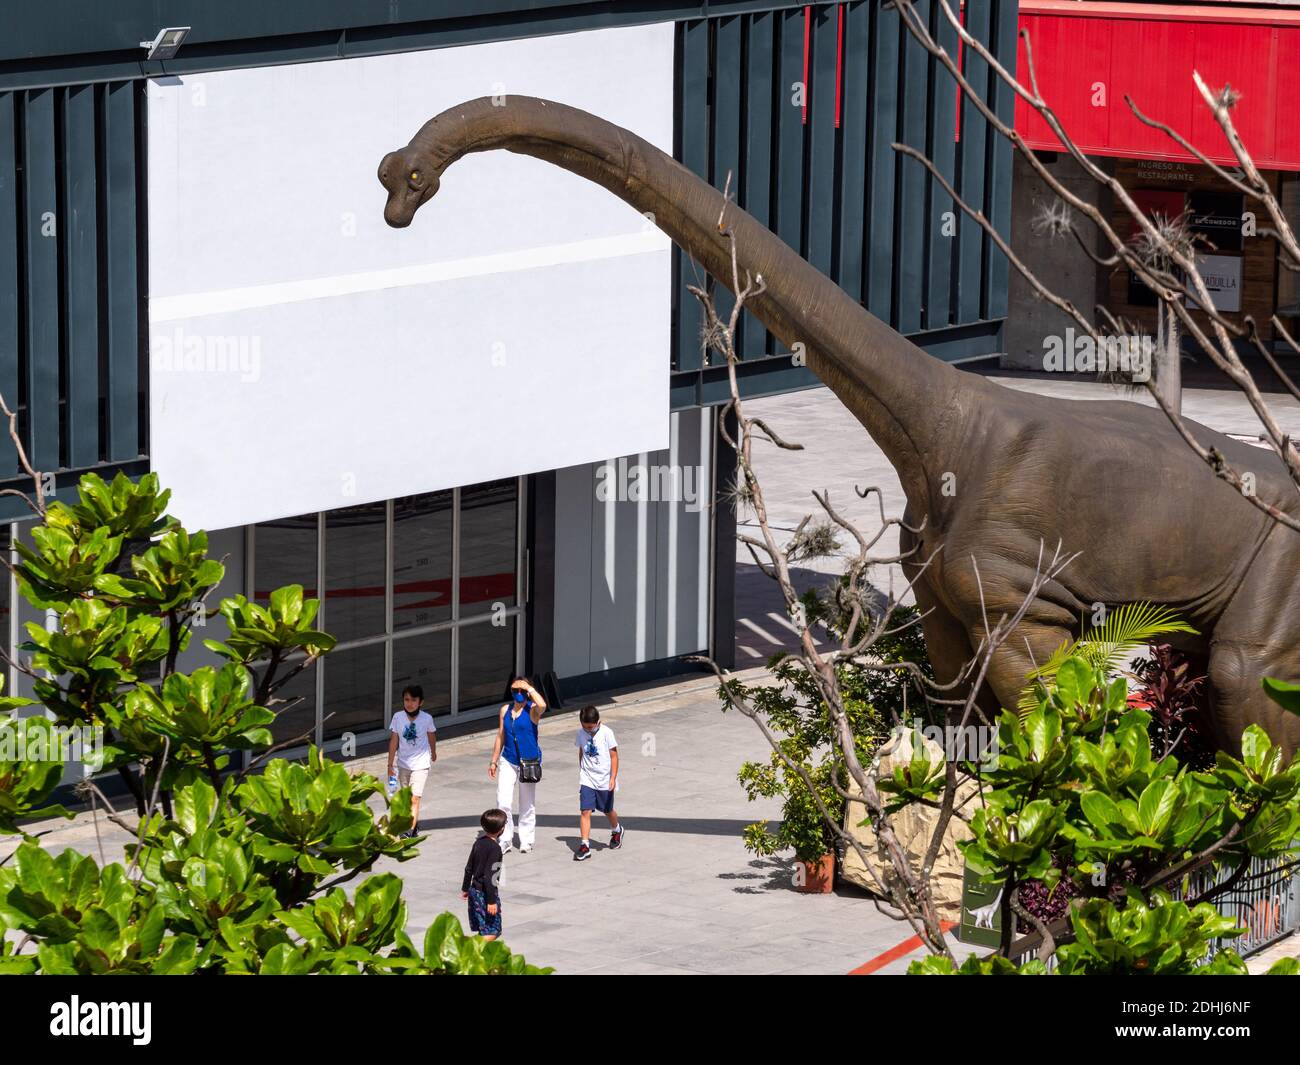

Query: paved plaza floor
(10, 664), (1292, 973)
(356, 672), (927, 974)
(5, 668), (944, 975)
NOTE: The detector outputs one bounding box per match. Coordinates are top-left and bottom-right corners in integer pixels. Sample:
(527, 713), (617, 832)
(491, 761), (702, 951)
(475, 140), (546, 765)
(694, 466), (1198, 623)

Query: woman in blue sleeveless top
(488, 676), (547, 852)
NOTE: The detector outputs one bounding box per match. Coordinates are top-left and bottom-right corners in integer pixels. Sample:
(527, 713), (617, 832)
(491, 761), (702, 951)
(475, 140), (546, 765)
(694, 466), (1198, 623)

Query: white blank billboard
(147, 24), (673, 530)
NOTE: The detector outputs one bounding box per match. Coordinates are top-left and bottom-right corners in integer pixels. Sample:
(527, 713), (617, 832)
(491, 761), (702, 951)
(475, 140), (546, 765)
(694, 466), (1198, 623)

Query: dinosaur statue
(379, 96), (1300, 756)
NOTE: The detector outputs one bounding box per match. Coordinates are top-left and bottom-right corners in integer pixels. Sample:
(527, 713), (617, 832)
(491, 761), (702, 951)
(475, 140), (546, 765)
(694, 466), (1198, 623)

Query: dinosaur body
(379, 97), (1299, 755)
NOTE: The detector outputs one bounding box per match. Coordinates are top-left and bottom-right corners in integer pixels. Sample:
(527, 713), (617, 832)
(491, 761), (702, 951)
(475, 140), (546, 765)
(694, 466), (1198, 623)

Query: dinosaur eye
(409, 171), (420, 183)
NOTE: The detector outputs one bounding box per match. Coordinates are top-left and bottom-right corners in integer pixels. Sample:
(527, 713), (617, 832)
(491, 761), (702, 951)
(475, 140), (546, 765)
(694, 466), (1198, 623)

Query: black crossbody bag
(508, 707), (542, 783)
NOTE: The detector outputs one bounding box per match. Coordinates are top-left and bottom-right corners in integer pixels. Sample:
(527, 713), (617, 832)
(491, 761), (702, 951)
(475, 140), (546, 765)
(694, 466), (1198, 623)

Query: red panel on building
(1016, 2), (1300, 171)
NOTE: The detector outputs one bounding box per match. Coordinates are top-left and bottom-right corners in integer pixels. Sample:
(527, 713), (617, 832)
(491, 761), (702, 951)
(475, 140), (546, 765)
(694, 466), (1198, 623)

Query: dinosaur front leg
(907, 571), (1070, 720)
(965, 621), (1075, 716)
(1204, 637), (1300, 758)
(905, 570), (992, 717)
(1204, 535), (1300, 758)
(902, 524), (977, 693)
(928, 548), (1077, 716)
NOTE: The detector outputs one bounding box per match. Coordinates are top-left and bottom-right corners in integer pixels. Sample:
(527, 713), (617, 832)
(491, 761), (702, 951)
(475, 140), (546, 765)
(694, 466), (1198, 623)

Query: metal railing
(1183, 853), (1300, 959)
(1002, 853), (1300, 970)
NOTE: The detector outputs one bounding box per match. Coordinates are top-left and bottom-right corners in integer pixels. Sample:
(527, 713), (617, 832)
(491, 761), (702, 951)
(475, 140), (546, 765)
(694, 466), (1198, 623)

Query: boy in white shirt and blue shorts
(386, 685), (437, 838)
(574, 704), (623, 862)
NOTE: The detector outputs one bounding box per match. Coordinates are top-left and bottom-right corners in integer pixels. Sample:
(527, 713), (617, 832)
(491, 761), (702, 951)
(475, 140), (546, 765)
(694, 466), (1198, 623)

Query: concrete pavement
(359, 671), (925, 974)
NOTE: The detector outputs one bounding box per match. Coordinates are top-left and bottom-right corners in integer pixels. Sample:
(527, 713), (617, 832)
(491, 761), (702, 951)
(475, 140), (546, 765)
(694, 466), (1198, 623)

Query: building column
(525, 470), (556, 679)
(709, 405), (737, 671)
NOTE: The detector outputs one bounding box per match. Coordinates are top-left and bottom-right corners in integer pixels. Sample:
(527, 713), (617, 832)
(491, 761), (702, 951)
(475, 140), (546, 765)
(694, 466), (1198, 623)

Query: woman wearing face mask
(488, 675), (547, 853)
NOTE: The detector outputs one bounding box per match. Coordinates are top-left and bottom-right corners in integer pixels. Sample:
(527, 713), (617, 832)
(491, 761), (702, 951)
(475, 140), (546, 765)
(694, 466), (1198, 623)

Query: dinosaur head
(378, 148), (440, 228)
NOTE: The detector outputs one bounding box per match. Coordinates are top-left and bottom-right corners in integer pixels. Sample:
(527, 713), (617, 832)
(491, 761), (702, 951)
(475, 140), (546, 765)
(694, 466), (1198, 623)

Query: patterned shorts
(467, 887), (502, 936)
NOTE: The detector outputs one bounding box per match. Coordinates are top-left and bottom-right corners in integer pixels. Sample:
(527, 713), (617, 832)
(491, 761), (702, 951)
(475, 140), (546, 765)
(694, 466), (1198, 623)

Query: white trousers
(496, 759), (537, 849)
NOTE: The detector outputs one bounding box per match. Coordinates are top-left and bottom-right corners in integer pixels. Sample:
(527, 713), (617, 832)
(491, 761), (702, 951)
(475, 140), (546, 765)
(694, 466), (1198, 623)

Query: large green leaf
(1262, 676), (1300, 716)
(1019, 602), (1195, 714)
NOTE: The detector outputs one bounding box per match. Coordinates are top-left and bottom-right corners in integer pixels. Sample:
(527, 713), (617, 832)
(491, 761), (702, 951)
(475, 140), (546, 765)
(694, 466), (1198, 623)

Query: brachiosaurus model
(378, 97), (1299, 756)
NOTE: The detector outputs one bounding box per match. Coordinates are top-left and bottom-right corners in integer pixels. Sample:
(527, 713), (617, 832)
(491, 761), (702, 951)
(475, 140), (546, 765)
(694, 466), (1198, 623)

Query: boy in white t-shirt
(573, 704), (622, 862)
(386, 685), (437, 838)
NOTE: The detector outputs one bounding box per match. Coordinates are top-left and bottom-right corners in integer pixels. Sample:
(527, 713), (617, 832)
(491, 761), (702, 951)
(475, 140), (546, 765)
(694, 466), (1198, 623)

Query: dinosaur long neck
(407, 96), (967, 501)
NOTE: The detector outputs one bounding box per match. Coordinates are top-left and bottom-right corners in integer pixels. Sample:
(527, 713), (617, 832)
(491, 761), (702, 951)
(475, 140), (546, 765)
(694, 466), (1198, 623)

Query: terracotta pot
(796, 852), (836, 893)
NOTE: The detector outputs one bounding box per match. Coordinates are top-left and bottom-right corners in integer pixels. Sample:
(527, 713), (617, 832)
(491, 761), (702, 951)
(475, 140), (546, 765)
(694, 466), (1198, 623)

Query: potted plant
(739, 756), (842, 892)
(727, 590), (916, 893)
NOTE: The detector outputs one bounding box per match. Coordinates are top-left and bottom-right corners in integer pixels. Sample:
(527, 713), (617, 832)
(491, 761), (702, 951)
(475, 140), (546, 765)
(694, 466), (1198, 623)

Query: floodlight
(140, 27), (191, 61)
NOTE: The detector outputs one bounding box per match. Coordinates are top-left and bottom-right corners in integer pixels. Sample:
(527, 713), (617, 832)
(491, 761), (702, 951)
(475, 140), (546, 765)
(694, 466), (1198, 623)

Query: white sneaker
(500, 841), (513, 854)
(519, 844), (533, 854)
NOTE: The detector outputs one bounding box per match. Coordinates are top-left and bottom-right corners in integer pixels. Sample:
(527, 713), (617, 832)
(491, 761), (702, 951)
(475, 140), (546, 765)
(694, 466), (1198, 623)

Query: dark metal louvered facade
(0, 1), (1018, 515)
(671, 0), (1017, 407)
(0, 82), (148, 514)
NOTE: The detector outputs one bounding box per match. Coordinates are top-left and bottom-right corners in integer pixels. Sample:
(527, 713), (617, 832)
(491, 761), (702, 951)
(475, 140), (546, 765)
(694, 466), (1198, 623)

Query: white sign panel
(147, 24), (673, 530)
(1195, 253), (1242, 314)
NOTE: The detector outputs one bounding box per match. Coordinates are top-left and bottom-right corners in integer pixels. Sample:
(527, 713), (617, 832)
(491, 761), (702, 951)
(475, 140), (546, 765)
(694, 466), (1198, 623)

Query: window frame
(246, 476), (526, 756)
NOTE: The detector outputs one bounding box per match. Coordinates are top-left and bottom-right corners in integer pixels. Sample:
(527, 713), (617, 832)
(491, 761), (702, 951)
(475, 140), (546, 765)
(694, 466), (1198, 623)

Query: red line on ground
(847, 921), (956, 975)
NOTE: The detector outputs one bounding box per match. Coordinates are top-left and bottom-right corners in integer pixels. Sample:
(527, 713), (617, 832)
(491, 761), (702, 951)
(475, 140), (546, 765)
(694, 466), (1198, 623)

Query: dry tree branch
(124, 736), (171, 882)
(908, 0), (1300, 478)
(237, 710), (337, 779)
(1191, 70), (1300, 267)
(691, 187), (1093, 959)
(0, 391), (46, 516)
(890, 0), (1300, 532)
(1258, 317), (1300, 403)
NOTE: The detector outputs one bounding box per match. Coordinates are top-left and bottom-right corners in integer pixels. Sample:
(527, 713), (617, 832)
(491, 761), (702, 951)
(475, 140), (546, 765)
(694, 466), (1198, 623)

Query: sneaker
(519, 844), (533, 854)
(500, 841), (513, 855)
(574, 842), (591, 862)
(610, 825), (624, 850)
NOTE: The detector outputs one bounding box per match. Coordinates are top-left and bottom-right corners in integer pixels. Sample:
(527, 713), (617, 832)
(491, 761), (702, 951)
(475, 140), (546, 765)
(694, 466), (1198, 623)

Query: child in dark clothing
(461, 808), (507, 940)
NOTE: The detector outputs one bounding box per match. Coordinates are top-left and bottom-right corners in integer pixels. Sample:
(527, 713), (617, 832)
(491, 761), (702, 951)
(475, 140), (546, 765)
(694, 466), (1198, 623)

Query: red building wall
(1016, 1), (1300, 171)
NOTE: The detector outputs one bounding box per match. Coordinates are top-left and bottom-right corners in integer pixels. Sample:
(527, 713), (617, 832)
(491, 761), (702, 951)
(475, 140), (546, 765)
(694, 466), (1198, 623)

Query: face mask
(512, 691), (527, 704)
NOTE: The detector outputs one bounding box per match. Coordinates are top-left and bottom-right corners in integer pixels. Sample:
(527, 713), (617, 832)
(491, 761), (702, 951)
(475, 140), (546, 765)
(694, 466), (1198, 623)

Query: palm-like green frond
(1016, 602), (1196, 714)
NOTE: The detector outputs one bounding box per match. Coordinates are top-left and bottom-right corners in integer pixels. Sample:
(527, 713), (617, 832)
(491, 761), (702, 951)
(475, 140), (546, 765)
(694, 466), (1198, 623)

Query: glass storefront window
(458, 617), (517, 711)
(459, 479), (517, 619)
(255, 513), (318, 599)
(251, 477), (524, 749)
(391, 628), (452, 718)
(322, 641), (386, 742)
(267, 659), (319, 746)
(324, 502), (387, 644)
(393, 491), (453, 630)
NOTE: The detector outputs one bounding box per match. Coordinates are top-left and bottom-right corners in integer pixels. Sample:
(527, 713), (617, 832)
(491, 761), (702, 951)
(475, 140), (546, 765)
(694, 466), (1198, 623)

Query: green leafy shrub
(722, 591), (926, 865)
(0, 472), (548, 975)
(893, 653), (1300, 975)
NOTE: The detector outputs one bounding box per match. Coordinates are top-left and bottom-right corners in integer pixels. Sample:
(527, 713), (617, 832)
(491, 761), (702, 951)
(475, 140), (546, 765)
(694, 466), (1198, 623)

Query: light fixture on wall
(139, 27), (191, 61)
